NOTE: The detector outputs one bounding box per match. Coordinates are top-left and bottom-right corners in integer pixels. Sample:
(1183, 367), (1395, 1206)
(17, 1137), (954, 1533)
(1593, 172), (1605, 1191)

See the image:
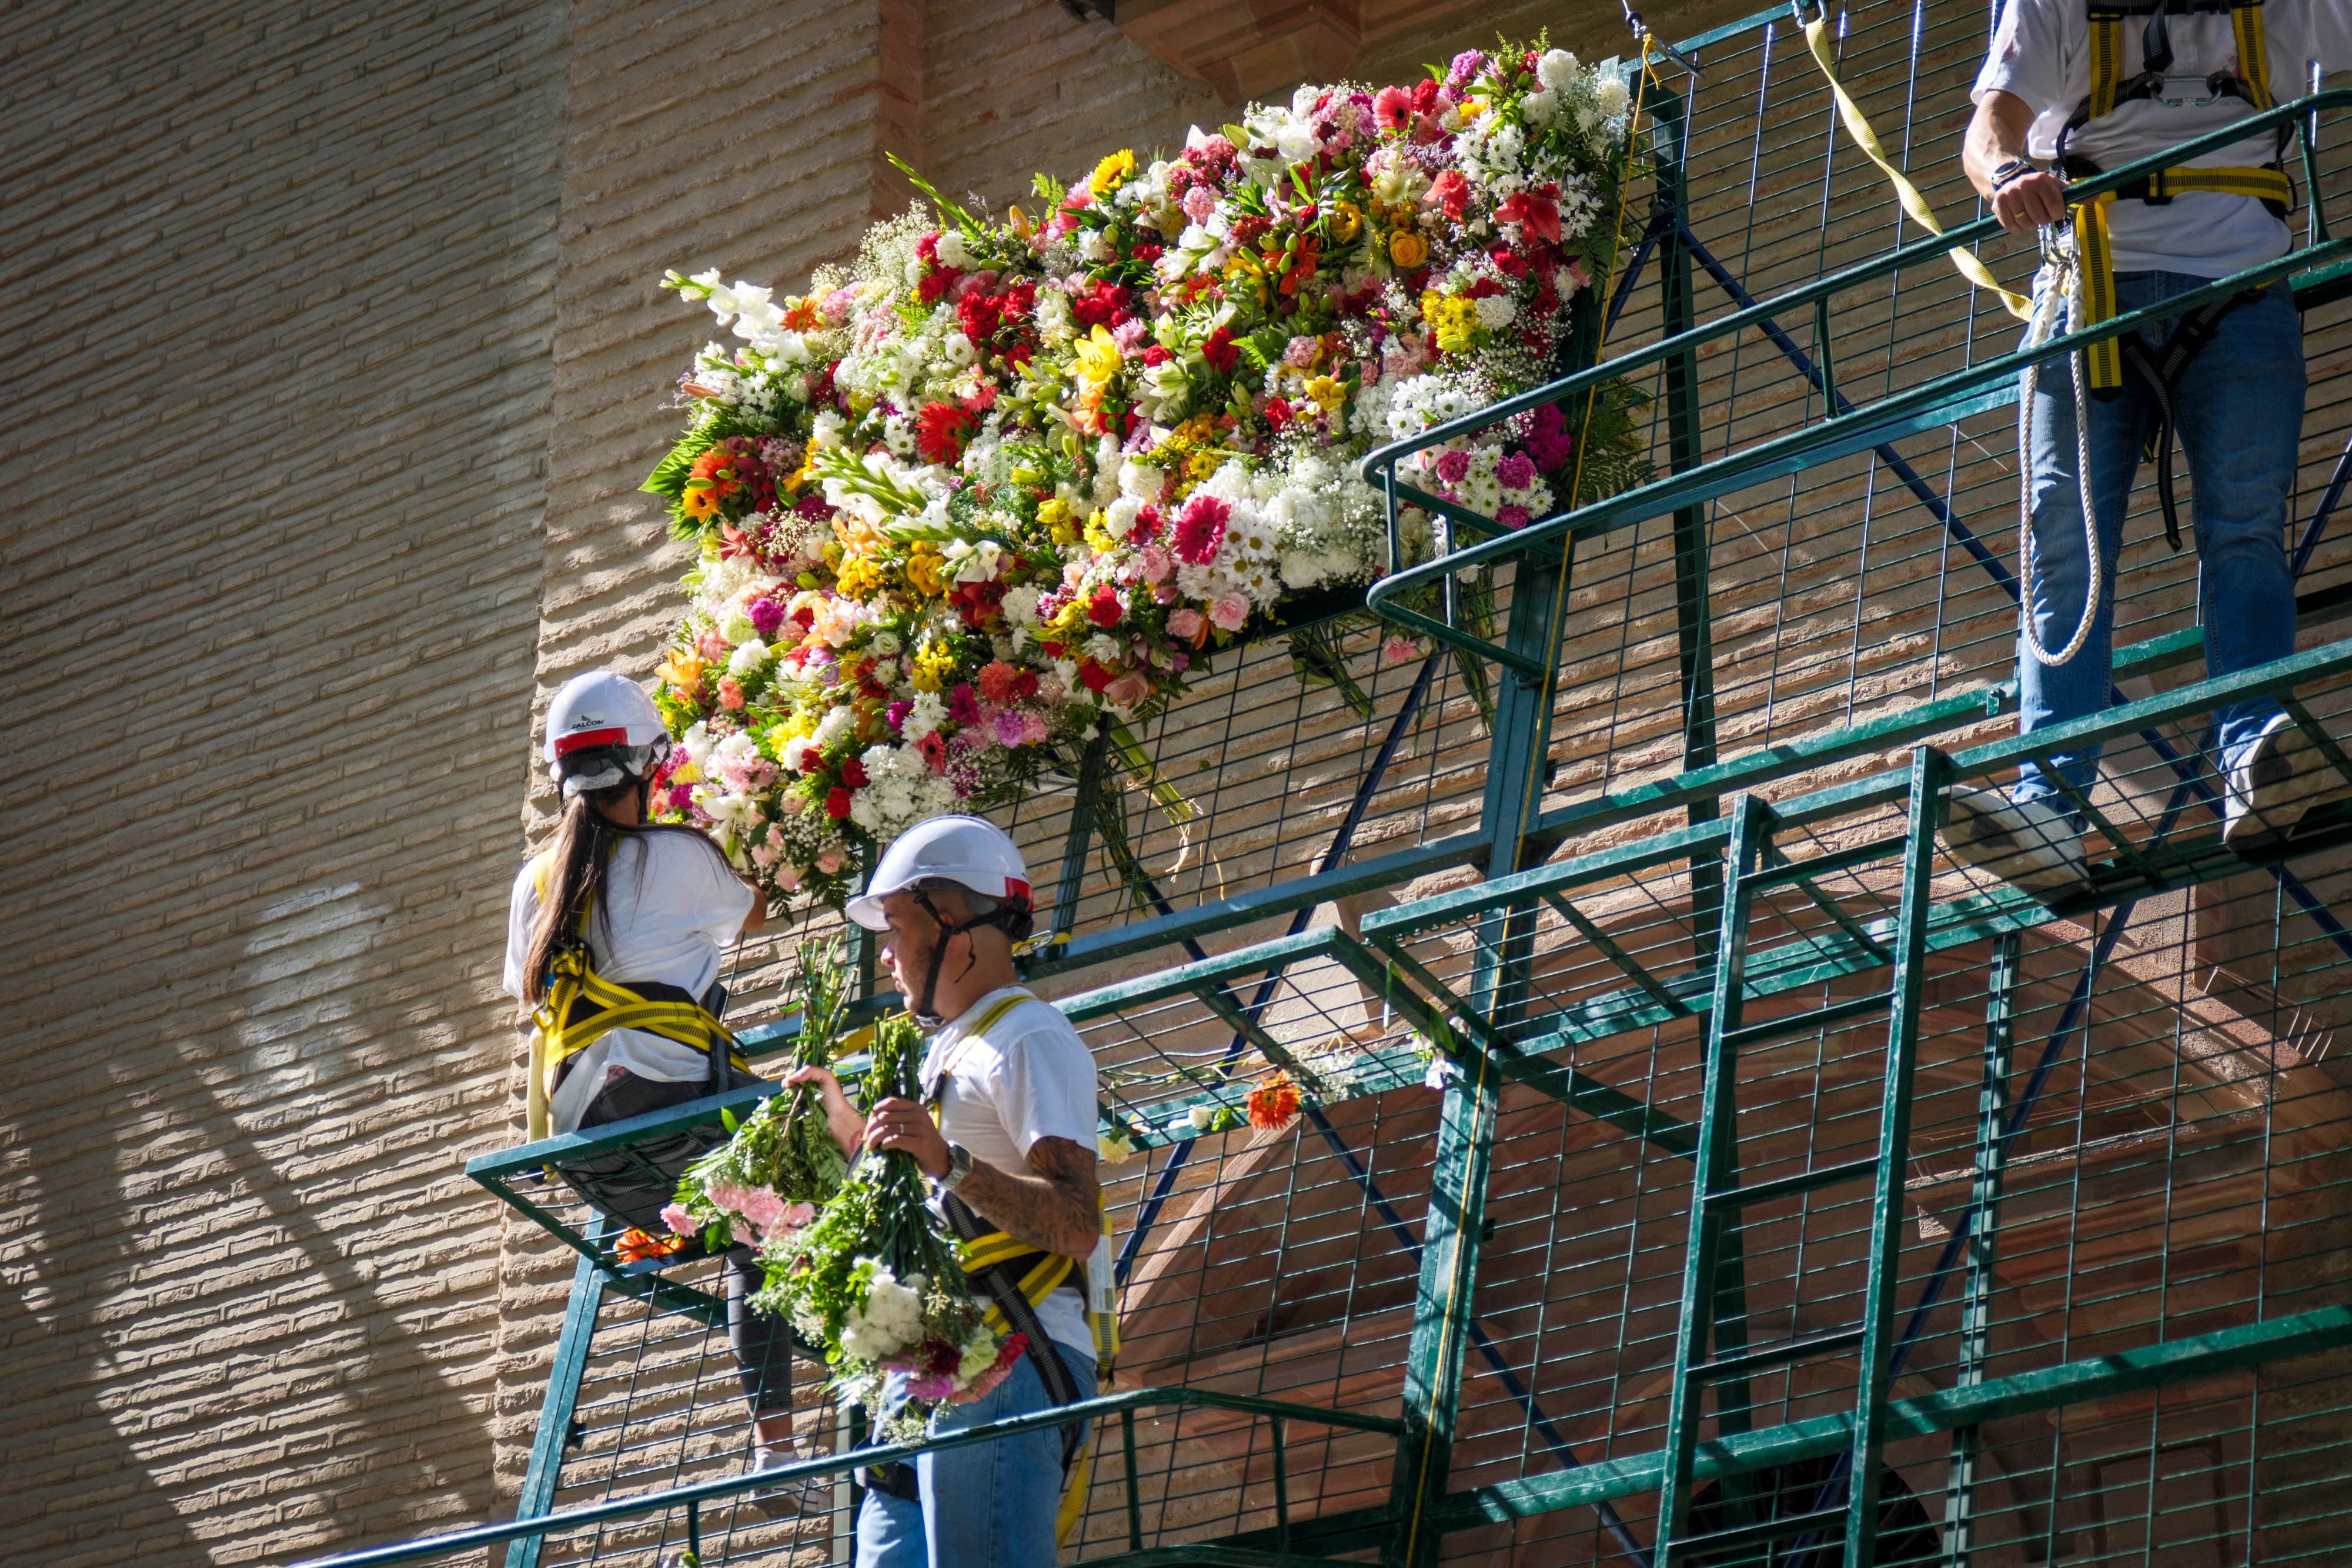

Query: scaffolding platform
(314, 5), (2352, 1565)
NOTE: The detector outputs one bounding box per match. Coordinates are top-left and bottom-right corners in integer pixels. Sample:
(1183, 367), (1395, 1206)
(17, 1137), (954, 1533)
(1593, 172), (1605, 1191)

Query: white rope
(2018, 235), (2103, 668)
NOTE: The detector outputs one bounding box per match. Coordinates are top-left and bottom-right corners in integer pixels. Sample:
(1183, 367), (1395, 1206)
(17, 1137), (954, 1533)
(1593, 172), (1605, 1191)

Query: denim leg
(2166, 277), (2301, 765)
(2014, 276), (2152, 805)
(917, 1342), (1094, 1568)
(854, 1371), (925, 1568)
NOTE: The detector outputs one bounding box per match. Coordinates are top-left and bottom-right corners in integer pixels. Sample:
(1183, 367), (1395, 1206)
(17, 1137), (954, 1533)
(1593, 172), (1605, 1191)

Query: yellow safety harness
(524, 851), (747, 1142)
(926, 988), (1120, 1546)
(2060, 0), (2292, 389)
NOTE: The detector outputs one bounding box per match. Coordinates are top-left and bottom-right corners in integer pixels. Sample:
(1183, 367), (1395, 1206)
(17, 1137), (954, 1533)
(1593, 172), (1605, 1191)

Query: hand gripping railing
(1359, 89), (2352, 676)
(293, 1388), (1401, 1568)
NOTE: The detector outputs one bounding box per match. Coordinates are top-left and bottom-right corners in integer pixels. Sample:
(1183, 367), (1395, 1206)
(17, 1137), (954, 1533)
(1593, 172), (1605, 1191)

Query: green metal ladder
(1652, 745), (1956, 1568)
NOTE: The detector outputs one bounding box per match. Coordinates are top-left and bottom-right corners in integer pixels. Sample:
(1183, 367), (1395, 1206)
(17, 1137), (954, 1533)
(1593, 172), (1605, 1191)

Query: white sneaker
(1941, 785), (2086, 895)
(747, 1440), (830, 1521)
(2223, 711), (2333, 847)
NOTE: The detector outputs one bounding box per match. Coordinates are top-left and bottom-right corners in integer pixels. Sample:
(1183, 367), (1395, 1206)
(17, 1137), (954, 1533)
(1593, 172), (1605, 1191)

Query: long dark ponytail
(522, 778), (640, 1005)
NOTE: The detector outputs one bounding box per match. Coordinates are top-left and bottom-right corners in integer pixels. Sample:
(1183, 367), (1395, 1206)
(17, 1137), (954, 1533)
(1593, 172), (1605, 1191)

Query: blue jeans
(2014, 270), (2300, 805)
(854, 1340), (1094, 1568)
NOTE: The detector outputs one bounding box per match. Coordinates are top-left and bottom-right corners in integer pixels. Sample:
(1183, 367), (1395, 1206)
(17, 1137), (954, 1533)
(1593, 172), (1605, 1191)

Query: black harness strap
(2112, 287), (2269, 550)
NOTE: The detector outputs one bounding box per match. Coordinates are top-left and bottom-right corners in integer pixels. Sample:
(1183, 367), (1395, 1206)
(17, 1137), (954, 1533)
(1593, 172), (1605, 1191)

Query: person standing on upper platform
(1945, 0), (2352, 890)
(784, 814), (1114, 1568)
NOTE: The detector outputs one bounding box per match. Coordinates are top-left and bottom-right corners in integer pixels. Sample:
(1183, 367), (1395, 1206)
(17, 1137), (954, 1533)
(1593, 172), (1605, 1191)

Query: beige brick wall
(0, 1), (567, 1563)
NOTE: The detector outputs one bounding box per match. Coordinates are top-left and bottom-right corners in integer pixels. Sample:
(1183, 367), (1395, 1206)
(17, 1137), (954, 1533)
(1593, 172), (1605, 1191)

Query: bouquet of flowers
(661, 940), (854, 1248)
(752, 1014), (1025, 1436)
(639, 38), (1651, 907)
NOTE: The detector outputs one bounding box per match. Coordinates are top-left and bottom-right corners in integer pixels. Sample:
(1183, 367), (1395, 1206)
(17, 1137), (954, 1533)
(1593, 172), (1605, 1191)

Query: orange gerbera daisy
(1245, 1071), (1301, 1132)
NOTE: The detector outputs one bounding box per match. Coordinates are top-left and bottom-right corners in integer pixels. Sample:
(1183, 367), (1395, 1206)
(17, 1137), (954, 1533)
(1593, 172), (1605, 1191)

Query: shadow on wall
(0, 882), (507, 1564)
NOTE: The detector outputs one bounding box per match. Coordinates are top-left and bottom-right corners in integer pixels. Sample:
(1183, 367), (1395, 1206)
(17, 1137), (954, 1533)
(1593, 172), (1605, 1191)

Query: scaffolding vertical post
(1386, 507), (1567, 1563)
(1046, 730), (1111, 947)
(1846, 744), (1955, 1567)
(1652, 86), (1726, 973)
(1942, 930), (2019, 1565)
(508, 1249), (608, 1568)
(1656, 791), (1772, 1566)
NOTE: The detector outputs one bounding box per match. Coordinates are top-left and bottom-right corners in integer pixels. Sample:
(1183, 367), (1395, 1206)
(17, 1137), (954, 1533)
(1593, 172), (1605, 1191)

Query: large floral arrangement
(640, 40), (1649, 904)
(751, 1015), (1025, 1435)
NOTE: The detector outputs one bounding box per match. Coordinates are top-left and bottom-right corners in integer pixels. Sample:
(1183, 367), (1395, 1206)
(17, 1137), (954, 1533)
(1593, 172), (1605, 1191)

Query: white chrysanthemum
(1474, 293), (1518, 331)
(934, 228), (974, 269)
(726, 638), (770, 677)
(1538, 48), (1581, 93)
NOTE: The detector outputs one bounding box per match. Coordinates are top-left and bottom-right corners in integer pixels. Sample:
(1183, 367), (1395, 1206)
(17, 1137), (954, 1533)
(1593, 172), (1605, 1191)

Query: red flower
(825, 788), (852, 818)
(1133, 503), (1163, 542)
(1130, 242), (1162, 263)
(1374, 85), (1413, 132)
(917, 731), (948, 773)
(957, 293), (1003, 343)
(1172, 494), (1229, 566)
(1140, 343), (1171, 367)
(840, 758), (870, 788)
(1246, 1072), (1301, 1132)
(916, 268), (957, 306)
(1087, 584), (1124, 627)
(1264, 397), (1293, 429)
(1495, 185), (1562, 244)
(915, 401), (977, 464)
(1408, 79), (1442, 116)
(1071, 280), (1130, 330)
(1201, 326), (1238, 373)
(1426, 170), (1471, 221)
(1078, 660), (1114, 694)
(977, 660), (1020, 702)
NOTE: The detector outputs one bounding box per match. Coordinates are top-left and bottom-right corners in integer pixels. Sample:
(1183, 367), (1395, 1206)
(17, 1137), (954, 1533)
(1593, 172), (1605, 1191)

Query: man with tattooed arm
(788, 814), (1109, 1568)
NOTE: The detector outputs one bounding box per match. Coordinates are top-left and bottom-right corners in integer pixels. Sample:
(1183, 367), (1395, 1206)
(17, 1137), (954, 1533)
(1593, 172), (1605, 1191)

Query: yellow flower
(1305, 375), (1347, 414)
(906, 542), (947, 597)
(1328, 200), (1363, 242)
(1389, 229), (1428, 269)
(1090, 148), (1137, 195)
(1073, 325), (1122, 396)
(911, 640), (959, 692)
(835, 552), (886, 599)
(1083, 510), (1117, 553)
(1037, 497), (1077, 546)
(1008, 203), (1031, 238)
(681, 484), (720, 520)
(1187, 449), (1222, 482)
(656, 651), (706, 695)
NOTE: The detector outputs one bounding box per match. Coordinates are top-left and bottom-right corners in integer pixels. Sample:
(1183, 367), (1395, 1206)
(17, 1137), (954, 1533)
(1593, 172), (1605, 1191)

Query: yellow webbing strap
(1799, 12), (2033, 320)
(2090, 10), (2124, 119)
(2072, 163), (2288, 387)
(2234, 1), (2275, 109)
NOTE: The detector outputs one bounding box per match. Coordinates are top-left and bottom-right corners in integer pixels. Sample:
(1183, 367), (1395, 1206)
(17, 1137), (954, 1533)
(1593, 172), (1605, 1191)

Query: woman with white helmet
(500, 668), (813, 1513)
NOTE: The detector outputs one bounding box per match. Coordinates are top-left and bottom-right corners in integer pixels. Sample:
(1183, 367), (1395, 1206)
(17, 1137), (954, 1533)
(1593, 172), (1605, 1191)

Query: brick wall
(0, 1), (567, 1563)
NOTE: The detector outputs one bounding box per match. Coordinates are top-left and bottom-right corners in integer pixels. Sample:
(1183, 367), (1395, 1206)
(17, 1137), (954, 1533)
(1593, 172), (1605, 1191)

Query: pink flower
(1425, 170), (1471, 220)
(994, 708), (1028, 745)
(1209, 594), (1251, 633)
(1105, 672), (1152, 707)
(1435, 449), (1472, 484)
(1182, 185), (1217, 223)
(1373, 85), (1412, 132)
(1282, 335), (1319, 369)
(775, 863), (802, 892)
(1172, 494), (1230, 565)
(1381, 636), (1420, 665)
(1138, 543), (1174, 583)
(1498, 504), (1531, 529)
(816, 849), (844, 874)
(696, 627), (730, 661)
(1020, 710), (1053, 745)
(660, 1202), (700, 1238)
(1496, 453), (1536, 491)
(718, 676), (745, 711)
(1167, 607), (1204, 640)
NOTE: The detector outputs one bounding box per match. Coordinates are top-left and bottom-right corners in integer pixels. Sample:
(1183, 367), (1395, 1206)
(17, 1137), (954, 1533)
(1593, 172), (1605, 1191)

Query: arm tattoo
(957, 1135), (1100, 1259)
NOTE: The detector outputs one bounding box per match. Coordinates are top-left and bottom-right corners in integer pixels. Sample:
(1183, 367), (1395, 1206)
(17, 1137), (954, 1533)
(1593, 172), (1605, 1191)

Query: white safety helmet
(848, 815), (1035, 1027)
(846, 814), (1032, 931)
(544, 670), (672, 800)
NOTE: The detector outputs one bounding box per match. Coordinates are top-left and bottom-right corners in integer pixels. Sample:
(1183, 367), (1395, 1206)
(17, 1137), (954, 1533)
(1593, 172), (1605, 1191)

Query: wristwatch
(940, 1142), (975, 1191)
(1990, 157), (2037, 192)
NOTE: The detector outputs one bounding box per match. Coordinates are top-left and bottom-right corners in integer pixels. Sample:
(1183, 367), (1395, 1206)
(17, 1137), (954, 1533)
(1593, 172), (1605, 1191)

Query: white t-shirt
(920, 985), (1101, 1360)
(502, 830), (756, 1135)
(1974, 0), (2352, 275)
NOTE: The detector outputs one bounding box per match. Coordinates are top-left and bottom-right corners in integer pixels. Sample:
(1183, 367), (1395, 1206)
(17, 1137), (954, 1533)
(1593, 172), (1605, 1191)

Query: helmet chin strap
(908, 887), (1020, 1030)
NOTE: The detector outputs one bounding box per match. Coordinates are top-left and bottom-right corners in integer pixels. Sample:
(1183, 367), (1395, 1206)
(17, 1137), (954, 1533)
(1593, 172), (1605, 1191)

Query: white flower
(681, 721), (714, 766)
(1118, 460), (1164, 500)
(1594, 73), (1630, 121)
(943, 330), (978, 367)
(935, 229), (974, 269)
(1187, 1105), (1217, 1131)
(1522, 88), (1558, 125)
(1538, 48), (1581, 93)
(1078, 228), (1113, 263)
(726, 638), (770, 676)
(810, 409), (847, 450)
(1473, 293), (1518, 331)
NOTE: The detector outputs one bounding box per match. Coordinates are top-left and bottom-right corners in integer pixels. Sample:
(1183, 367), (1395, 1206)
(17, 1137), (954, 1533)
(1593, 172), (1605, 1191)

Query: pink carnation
(1434, 449), (1471, 484)
(1209, 594), (1251, 633)
(660, 1202), (700, 1238)
(994, 708), (1028, 746)
(1498, 504), (1531, 530)
(1167, 607), (1204, 640)
(1496, 453), (1536, 491)
(1172, 495), (1229, 565)
(1381, 635), (1420, 665)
